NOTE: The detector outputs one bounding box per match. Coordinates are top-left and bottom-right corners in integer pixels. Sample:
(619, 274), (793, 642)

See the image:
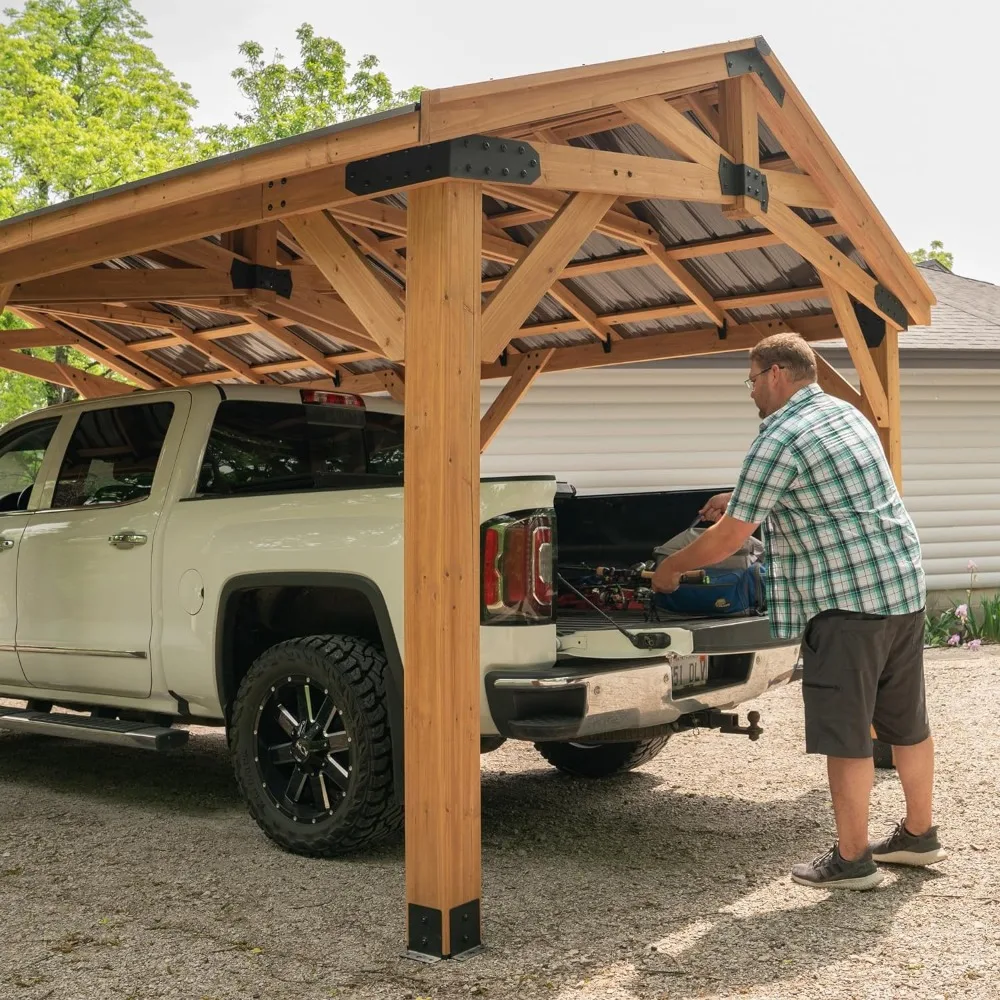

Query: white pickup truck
(0, 386), (799, 855)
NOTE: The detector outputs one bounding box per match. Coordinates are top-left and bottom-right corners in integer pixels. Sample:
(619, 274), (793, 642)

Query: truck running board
(0, 709), (189, 751)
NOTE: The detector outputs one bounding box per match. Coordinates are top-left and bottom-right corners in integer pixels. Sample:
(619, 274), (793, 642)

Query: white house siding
(479, 365), (1000, 596)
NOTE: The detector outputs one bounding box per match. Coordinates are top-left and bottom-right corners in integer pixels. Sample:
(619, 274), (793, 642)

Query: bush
(925, 561), (999, 649)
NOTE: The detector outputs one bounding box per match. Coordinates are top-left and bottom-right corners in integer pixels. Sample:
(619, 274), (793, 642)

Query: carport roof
(0, 35), (934, 398)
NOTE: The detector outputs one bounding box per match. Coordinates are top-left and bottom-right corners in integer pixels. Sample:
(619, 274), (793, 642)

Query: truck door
(0, 417), (61, 687)
(16, 395), (188, 698)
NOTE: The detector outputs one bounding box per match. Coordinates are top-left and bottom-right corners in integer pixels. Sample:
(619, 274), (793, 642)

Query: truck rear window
(197, 400), (404, 496)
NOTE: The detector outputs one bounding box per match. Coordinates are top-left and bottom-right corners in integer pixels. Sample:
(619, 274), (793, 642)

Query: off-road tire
(873, 738), (895, 770)
(534, 736), (671, 778)
(230, 634), (401, 856)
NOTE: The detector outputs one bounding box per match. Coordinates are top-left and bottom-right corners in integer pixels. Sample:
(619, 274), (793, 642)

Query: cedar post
(403, 180), (483, 960)
(868, 329), (904, 491)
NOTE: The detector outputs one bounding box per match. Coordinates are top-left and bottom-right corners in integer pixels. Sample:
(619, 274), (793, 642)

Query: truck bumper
(484, 644), (801, 741)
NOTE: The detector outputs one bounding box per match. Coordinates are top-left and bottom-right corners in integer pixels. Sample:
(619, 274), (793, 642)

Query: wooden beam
(0, 347), (130, 398)
(0, 283), (12, 312)
(480, 349), (554, 451)
(686, 92), (721, 142)
(268, 291), (384, 356)
(481, 315), (842, 379)
(814, 353), (863, 409)
(419, 38), (753, 141)
(757, 200), (902, 331)
(820, 278), (889, 426)
(377, 368), (405, 403)
(670, 221), (843, 260)
(33, 313), (185, 387)
(616, 94), (827, 210)
(241, 310), (342, 378)
(0, 327), (80, 350)
(749, 56), (932, 325)
(641, 243), (726, 326)
(10, 269), (236, 304)
(483, 184), (659, 247)
(404, 180), (482, 958)
(30, 302), (188, 331)
(283, 213), (405, 360)
(869, 328), (903, 490)
(717, 76), (759, 220)
(481, 192), (615, 360)
(0, 110), (418, 258)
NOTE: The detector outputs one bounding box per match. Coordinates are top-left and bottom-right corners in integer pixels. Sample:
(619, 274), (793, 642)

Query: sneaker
(790, 844), (884, 890)
(871, 820), (948, 866)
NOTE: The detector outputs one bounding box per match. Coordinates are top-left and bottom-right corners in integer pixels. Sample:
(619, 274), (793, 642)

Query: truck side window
(51, 402), (175, 509)
(0, 419), (60, 513)
(198, 401), (404, 496)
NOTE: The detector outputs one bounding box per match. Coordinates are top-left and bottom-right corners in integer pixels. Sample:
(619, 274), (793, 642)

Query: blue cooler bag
(653, 563), (767, 617)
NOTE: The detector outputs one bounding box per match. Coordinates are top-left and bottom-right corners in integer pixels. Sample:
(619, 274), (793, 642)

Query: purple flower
(968, 559), (978, 572)
(968, 639), (982, 650)
(956, 604), (969, 620)
(947, 633), (961, 646)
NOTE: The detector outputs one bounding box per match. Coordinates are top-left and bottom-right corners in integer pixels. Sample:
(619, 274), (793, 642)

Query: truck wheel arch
(214, 572), (404, 799)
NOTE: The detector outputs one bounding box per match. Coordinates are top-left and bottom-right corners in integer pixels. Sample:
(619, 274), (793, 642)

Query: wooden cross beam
(481, 192), (616, 360)
(0, 346), (130, 398)
(480, 349), (555, 451)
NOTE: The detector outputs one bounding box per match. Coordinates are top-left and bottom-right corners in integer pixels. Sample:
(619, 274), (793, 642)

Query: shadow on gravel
(0, 730), (942, 998)
(0, 728), (239, 815)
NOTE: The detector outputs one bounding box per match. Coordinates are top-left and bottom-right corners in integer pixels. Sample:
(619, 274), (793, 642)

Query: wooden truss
(0, 35), (932, 957)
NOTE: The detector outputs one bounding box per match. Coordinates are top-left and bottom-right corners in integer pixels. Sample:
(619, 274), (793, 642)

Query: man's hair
(750, 333), (817, 382)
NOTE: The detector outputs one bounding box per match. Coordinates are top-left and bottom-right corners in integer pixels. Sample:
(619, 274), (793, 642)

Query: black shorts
(800, 609), (930, 758)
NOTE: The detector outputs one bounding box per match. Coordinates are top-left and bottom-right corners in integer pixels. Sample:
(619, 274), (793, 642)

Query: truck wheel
(873, 738), (895, 770)
(229, 634), (401, 856)
(534, 736), (671, 778)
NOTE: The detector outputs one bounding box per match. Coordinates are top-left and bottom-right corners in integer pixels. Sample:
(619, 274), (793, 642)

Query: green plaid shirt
(727, 383), (925, 639)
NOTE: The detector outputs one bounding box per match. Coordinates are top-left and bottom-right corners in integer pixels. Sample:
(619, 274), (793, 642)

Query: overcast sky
(50, 2), (1000, 283)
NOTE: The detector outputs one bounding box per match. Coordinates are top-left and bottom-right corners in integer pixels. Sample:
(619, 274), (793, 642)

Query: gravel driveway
(0, 648), (996, 1000)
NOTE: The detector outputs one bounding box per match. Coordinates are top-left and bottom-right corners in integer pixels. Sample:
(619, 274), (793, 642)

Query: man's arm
(651, 515), (758, 592)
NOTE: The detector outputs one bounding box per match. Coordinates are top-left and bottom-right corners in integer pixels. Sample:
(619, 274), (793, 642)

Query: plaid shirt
(727, 383), (925, 639)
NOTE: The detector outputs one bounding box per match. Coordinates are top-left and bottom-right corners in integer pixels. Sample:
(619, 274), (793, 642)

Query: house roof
(0, 36), (935, 396)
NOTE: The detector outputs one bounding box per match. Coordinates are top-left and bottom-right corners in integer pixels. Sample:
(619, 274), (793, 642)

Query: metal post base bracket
(718, 157), (769, 212)
(406, 900), (482, 962)
(346, 137), (541, 196)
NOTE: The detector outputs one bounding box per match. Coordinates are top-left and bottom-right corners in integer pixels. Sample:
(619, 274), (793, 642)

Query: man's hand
(698, 492), (733, 523)
(651, 557), (683, 593)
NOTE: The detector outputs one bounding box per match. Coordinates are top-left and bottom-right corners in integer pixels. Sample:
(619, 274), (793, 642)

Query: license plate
(671, 655), (709, 692)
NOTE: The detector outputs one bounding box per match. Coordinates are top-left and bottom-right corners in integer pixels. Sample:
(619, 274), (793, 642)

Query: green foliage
(925, 562), (999, 648)
(0, 0), (197, 216)
(199, 23), (421, 155)
(909, 240), (954, 271)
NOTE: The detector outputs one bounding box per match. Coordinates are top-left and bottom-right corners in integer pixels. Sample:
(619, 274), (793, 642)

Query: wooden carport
(0, 35), (934, 959)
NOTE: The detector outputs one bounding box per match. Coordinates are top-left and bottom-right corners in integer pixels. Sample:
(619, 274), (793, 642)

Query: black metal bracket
(407, 904), (443, 962)
(229, 260), (293, 299)
(852, 299), (887, 349)
(499, 349), (509, 368)
(725, 37), (785, 106)
(718, 157), (769, 212)
(602, 333), (612, 354)
(346, 136), (541, 197)
(406, 901), (481, 961)
(873, 283), (909, 330)
(449, 900), (482, 959)
(717, 319), (728, 341)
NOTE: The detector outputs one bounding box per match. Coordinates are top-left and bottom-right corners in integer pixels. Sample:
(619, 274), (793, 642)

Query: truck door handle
(0, 539), (13, 550)
(109, 532), (147, 549)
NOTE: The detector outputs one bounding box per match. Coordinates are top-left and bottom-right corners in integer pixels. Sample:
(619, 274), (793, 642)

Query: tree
(0, 0), (197, 214)
(0, 0), (197, 421)
(200, 23), (421, 155)
(909, 240), (954, 271)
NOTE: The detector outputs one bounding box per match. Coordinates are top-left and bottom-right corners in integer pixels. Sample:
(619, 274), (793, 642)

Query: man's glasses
(744, 365), (784, 390)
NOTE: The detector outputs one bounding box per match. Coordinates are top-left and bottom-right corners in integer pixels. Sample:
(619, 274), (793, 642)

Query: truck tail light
(300, 389), (365, 408)
(481, 509), (555, 624)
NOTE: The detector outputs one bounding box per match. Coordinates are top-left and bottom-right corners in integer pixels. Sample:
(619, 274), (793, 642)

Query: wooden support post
(868, 329), (903, 491)
(718, 76), (759, 220)
(404, 180), (483, 960)
(0, 283), (12, 313)
(480, 349), (554, 452)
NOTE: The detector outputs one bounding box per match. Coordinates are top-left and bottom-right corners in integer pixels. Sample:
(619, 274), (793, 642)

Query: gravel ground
(0, 647), (996, 1000)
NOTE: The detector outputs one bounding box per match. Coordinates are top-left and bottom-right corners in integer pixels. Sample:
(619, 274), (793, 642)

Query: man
(651, 332), (947, 890)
